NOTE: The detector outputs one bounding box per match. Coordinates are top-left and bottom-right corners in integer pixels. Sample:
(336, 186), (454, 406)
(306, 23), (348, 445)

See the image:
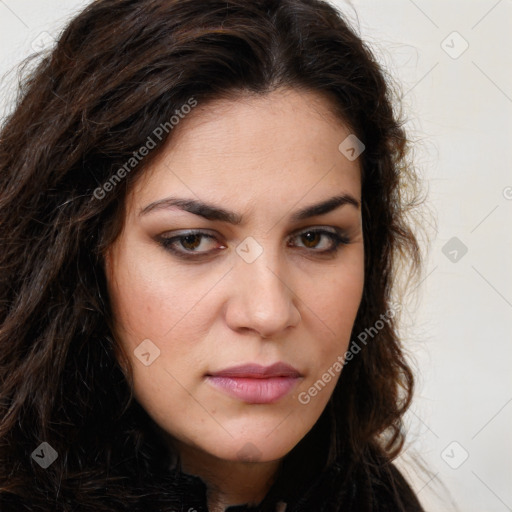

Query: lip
(208, 362), (302, 379)
(206, 363), (302, 404)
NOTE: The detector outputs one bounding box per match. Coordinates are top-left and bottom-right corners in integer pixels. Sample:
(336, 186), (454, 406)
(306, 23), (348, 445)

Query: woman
(0, 0), (426, 510)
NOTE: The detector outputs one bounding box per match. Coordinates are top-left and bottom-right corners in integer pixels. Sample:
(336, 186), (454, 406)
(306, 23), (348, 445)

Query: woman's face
(105, 88), (364, 465)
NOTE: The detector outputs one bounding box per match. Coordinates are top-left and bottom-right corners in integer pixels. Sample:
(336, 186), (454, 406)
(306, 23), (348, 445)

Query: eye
(158, 230), (223, 257)
(288, 228), (350, 254)
(157, 227), (351, 260)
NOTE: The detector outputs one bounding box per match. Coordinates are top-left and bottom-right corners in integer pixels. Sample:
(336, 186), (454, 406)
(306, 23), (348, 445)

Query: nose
(224, 249), (302, 339)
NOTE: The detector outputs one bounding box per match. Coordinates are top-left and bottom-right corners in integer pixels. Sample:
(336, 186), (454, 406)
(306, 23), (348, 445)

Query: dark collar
(164, 457), (347, 512)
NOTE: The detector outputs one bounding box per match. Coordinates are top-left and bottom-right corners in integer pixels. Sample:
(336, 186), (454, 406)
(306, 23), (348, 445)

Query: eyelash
(157, 228), (351, 259)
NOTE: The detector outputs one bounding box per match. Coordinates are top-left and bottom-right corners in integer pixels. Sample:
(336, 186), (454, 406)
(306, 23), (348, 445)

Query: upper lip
(207, 362), (302, 378)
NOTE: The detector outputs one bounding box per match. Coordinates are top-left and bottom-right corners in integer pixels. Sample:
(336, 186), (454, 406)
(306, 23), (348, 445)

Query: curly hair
(0, 0), (424, 509)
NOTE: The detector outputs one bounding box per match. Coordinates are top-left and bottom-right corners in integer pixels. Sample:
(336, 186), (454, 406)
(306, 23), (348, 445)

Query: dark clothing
(1, 408), (425, 511)
(154, 454), (426, 512)
(0, 452), (425, 512)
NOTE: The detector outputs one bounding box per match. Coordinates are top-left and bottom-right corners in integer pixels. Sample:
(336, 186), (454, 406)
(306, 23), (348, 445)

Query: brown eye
(300, 231), (322, 248)
(180, 234), (203, 250)
(158, 231), (222, 257)
(290, 228), (350, 254)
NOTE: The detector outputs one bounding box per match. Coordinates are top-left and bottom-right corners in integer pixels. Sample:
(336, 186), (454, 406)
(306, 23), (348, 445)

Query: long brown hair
(0, 0), (424, 509)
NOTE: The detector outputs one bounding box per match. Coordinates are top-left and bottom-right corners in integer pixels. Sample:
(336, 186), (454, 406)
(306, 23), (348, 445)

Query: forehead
(127, 88), (361, 212)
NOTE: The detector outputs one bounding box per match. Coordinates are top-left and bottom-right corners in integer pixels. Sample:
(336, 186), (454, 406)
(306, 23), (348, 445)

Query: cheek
(107, 240), (208, 343)
(295, 272), (363, 412)
(108, 271), (171, 342)
(306, 262), (364, 335)
(106, 241), (223, 409)
(301, 258), (364, 368)
(106, 247), (213, 430)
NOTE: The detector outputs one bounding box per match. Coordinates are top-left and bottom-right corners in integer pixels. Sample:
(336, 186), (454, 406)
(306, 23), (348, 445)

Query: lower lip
(205, 376), (301, 404)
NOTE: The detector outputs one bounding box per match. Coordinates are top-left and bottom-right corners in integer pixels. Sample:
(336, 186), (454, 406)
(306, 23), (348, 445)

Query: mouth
(205, 362), (303, 404)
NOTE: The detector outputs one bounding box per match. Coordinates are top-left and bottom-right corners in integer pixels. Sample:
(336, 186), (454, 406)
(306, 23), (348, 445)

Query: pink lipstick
(205, 362), (302, 404)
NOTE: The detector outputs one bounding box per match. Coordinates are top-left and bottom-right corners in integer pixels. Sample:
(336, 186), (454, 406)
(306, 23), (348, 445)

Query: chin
(203, 435), (299, 464)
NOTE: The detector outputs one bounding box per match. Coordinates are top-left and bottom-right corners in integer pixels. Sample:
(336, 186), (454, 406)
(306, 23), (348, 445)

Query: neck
(174, 442), (282, 512)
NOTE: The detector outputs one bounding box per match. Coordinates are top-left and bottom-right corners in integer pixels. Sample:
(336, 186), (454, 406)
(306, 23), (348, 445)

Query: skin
(105, 87), (364, 511)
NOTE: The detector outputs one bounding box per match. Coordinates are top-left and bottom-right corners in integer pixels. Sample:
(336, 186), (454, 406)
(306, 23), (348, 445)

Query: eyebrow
(139, 193), (360, 224)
